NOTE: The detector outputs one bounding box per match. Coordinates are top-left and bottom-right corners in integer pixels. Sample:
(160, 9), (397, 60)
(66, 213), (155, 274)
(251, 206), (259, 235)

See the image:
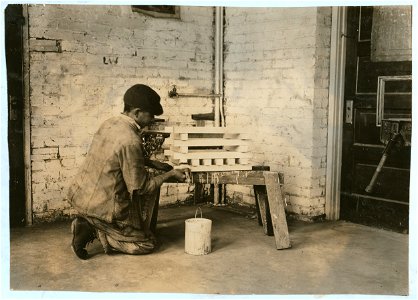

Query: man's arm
(144, 158), (174, 172)
(139, 168), (188, 195)
(119, 143), (187, 195)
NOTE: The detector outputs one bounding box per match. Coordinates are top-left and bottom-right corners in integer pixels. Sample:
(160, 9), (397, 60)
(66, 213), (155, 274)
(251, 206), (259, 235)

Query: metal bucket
(185, 208), (212, 255)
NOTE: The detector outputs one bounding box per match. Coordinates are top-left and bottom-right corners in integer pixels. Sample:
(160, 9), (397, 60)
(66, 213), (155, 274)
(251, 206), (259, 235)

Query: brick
(224, 7), (331, 218)
(28, 5), (333, 221)
(28, 4), (215, 219)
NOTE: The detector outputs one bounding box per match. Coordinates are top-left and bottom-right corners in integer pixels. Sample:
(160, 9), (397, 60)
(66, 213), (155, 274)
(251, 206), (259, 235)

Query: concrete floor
(9, 205), (408, 295)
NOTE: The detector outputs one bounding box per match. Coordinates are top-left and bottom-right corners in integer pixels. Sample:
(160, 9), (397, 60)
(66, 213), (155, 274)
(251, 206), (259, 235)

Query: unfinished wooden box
(164, 126), (252, 172)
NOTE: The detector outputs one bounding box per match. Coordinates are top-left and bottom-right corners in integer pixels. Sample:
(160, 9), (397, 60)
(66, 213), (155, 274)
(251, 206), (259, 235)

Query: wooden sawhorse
(190, 170), (291, 250)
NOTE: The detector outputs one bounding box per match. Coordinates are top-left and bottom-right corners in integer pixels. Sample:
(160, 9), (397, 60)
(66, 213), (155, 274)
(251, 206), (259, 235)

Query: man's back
(68, 115), (146, 223)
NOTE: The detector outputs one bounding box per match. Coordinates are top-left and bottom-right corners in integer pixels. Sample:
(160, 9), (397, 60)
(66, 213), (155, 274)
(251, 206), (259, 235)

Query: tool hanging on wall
(365, 75), (412, 194)
(364, 129), (404, 194)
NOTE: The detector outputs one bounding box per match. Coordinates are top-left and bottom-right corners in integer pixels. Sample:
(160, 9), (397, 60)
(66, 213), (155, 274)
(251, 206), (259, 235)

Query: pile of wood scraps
(164, 126), (252, 172)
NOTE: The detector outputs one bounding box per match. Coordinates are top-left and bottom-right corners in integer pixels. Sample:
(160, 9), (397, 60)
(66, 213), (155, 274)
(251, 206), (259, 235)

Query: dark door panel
(352, 146), (411, 168)
(356, 58), (411, 94)
(340, 194), (409, 233)
(340, 6), (411, 232)
(353, 164), (410, 201)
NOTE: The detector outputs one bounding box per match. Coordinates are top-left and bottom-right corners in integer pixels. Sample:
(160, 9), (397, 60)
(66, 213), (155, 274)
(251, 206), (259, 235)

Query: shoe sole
(70, 219), (78, 257)
(71, 218), (88, 260)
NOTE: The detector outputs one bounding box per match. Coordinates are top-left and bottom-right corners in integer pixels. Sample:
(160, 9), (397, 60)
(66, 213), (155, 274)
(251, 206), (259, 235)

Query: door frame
(325, 6), (347, 220)
(22, 4), (32, 225)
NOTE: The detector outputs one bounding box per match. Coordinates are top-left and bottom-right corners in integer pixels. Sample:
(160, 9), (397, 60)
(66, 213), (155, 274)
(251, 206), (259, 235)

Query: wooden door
(6, 4), (26, 227)
(340, 6), (412, 232)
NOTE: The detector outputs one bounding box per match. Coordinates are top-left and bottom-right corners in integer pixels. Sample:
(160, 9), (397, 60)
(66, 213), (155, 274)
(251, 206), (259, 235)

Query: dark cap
(123, 84), (163, 116)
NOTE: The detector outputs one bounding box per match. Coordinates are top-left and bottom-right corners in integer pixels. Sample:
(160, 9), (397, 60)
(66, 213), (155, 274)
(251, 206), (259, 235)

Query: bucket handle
(194, 207), (203, 219)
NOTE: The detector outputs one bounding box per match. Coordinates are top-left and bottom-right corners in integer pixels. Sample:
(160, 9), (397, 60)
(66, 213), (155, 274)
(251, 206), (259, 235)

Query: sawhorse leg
(254, 172), (290, 249)
(264, 172), (291, 249)
(254, 185), (274, 235)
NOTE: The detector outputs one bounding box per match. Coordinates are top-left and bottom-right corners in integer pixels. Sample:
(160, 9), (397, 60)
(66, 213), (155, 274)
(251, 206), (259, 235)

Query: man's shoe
(71, 217), (96, 260)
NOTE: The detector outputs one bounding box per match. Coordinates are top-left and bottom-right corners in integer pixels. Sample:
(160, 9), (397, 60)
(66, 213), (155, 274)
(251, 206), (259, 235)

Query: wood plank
(254, 185), (274, 235)
(191, 170), (265, 185)
(164, 149), (173, 156)
(178, 146), (189, 154)
(224, 133), (250, 139)
(224, 145), (249, 152)
(169, 150), (252, 160)
(202, 159), (212, 166)
(189, 164), (252, 172)
(214, 184), (220, 205)
(254, 190), (263, 226)
(214, 158), (224, 166)
(173, 138), (249, 147)
(168, 157), (188, 164)
(264, 171), (291, 249)
(226, 158), (236, 165)
(165, 126), (250, 134)
(238, 158), (249, 165)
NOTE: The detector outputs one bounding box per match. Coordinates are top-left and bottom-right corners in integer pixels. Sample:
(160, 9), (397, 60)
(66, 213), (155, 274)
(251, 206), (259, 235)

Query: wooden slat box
(164, 127), (252, 172)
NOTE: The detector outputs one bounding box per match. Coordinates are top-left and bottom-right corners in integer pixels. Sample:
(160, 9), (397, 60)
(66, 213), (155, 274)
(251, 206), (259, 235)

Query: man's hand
(169, 168), (190, 182)
(147, 160), (174, 171)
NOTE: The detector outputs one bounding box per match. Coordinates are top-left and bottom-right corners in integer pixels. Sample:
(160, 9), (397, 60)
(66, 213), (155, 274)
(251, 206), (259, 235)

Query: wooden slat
(169, 157), (188, 164)
(191, 170), (266, 185)
(224, 133), (250, 139)
(172, 138), (249, 147)
(168, 150), (251, 160)
(214, 158), (224, 166)
(238, 158), (249, 165)
(189, 164), (252, 172)
(224, 145), (249, 152)
(263, 172), (291, 249)
(254, 185), (274, 235)
(226, 158), (236, 165)
(202, 159), (212, 166)
(165, 126), (250, 134)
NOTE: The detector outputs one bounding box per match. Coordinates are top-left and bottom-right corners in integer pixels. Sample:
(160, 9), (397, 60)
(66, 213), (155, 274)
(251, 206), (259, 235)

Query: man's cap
(123, 84), (163, 116)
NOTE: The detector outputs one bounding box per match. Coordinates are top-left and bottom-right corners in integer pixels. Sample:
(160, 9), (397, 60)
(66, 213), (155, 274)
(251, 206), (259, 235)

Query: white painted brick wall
(224, 7), (331, 219)
(28, 5), (333, 222)
(28, 4), (214, 222)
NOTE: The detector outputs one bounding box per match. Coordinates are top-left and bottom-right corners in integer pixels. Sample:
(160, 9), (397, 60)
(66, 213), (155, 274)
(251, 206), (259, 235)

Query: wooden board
(254, 185), (274, 236)
(188, 164), (252, 172)
(165, 126), (252, 171)
(172, 138), (249, 147)
(165, 149), (251, 159)
(190, 170), (266, 185)
(263, 172), (291, 249)
(165, 126), (250, 134)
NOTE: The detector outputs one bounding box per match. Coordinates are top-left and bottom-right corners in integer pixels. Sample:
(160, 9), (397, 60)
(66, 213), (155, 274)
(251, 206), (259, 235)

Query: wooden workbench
(152, 170), (291, 250)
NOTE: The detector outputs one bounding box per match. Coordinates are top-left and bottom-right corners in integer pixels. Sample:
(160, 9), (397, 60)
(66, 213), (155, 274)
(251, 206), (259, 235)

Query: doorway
(6, 4), (27, 227)
(340, 6), (412, 232)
